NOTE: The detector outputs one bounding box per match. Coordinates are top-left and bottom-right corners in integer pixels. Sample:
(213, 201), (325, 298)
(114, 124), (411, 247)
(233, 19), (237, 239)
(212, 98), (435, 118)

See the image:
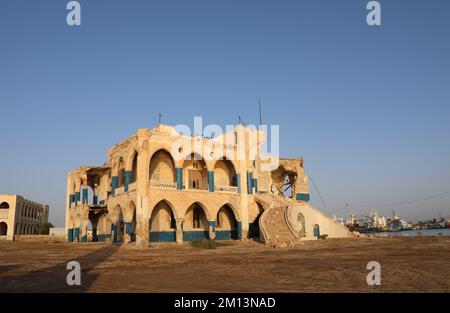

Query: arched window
(183, 203), (208, 231)
(313, 224), (320, 237)
(183, 153), (207, 190)
(149, 200), (176, 242)
(118, 158), (126, 187)
(0, 222), (7, 235)
(193, 206), (202, 228)
(214, 159), (237, 188)
(131, 152), (138, 183)
(149, 150), (176, 183)
(0, 202), (9, 209)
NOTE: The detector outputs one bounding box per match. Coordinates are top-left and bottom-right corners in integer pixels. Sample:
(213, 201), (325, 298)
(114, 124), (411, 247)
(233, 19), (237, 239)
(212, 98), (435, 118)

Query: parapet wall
(13, 235), (65, 243)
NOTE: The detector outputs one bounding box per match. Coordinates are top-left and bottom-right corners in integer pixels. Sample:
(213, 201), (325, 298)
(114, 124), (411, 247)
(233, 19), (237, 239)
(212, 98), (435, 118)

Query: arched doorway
(249, 203), (264, 240)
(215, 205), (238, 240)
(183, 202), (208, 241)
(149, 149), (176, 186)
(214, 159), (237, 191)
(118, 158), (126, 188)
(149, 200), (176, 242)
(126, 201), (137, 242)
(85, 185), (94, 205)
(183, 153), (208, 190)
(131, 152), (138, 184)
(97, 214), (111, 242)
(0, 222), (7, 235)
(313, 224), (320, 238)
(117, 207), (125, 244)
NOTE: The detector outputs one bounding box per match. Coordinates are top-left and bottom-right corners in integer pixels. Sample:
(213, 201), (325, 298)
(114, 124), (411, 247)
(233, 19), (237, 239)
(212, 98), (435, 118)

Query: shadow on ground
(0, 245), (120, 292)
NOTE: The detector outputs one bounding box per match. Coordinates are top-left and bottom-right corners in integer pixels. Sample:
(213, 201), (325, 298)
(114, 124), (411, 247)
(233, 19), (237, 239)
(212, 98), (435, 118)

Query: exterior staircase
(255, 194), (297, 247)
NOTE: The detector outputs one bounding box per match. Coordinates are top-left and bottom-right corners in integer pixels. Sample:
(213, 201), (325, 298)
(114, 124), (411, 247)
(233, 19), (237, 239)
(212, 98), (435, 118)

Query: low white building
(49, 227), (66, 236)
(0, 194), (49, 240)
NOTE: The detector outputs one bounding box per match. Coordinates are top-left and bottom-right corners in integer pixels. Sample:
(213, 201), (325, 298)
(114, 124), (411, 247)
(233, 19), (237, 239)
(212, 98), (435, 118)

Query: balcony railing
(150, 180), (177, 190)
(128, 182), (136, 192)
(115, 186), (125, 195)
(147, 180), (238, 194)
(215, 185), (238, 193)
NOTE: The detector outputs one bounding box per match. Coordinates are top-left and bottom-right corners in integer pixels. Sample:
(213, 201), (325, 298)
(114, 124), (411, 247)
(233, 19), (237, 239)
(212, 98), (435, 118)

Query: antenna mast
(258, 97), (262, 125)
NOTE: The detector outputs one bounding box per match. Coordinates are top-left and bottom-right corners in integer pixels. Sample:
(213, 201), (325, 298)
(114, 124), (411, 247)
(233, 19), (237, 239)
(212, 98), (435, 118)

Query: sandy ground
(0, 237), (449, 292)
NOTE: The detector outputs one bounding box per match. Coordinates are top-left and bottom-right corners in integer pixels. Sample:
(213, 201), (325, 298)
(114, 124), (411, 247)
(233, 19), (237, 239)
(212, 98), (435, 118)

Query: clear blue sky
(1, 0), (449, 226)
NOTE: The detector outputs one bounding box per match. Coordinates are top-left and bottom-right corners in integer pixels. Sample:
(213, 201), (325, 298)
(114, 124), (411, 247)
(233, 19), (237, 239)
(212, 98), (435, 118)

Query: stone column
(176, 218), (183, 244)
(81, 219), (89, 242)
(208, 220), (216, 240)
(237, 221), (243, 240)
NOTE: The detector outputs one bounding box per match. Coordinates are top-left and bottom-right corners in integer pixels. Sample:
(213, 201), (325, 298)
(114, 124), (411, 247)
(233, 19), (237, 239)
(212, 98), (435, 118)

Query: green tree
(37, 222), (54, 235)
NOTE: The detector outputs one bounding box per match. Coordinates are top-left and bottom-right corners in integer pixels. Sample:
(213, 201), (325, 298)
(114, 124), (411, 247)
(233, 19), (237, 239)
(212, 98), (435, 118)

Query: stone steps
(261, 203), (296, 247)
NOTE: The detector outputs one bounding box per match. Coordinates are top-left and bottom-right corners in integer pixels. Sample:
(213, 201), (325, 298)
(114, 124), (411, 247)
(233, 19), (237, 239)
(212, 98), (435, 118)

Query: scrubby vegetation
(189, 240), (230, 249)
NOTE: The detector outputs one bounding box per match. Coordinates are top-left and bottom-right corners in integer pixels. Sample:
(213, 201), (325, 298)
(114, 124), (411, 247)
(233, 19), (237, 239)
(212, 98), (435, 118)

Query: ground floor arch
(0, 222), (7, 235)
(215, 204), (238, 240)
(182, 202), (209, 241)
(249, 203), (264, 240)
(149, 200), (176, 242)
(124, 200), (137, 242)
(115, 205), (125, 244)
(96, 213), (112, 242)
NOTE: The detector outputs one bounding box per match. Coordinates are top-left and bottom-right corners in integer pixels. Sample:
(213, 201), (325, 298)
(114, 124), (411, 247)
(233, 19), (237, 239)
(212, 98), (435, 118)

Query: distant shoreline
(365, 228), (450, 237)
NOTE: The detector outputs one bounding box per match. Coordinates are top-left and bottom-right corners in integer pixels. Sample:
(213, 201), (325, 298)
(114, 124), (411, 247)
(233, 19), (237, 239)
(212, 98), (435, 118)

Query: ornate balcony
(214, 185), (238, 193)
(150, 180), (177, 190)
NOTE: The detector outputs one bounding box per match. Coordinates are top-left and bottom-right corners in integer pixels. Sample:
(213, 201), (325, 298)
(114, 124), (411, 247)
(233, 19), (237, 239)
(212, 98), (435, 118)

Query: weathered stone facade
(65, 123), (352, 245)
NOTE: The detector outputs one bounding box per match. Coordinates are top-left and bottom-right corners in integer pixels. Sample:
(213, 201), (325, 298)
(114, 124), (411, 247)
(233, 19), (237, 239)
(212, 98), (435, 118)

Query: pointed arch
(149, 200), (177, 242)
(149, 149), (177, 184)
(118, 157), (126, 188)
(182, 202), (210, 241)
(0, 222), (7, 235)
(183, 153), (208, 190)
(215, 204), (238, 240)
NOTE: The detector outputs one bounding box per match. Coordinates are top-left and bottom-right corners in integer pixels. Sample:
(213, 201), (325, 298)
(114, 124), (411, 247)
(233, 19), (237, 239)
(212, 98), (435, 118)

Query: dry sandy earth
(0, 237), (449, 292)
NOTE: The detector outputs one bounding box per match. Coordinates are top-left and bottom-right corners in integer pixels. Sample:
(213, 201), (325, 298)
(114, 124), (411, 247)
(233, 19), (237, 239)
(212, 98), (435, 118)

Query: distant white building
(0, 194), (49, 240)
(49, 227), (66, 236)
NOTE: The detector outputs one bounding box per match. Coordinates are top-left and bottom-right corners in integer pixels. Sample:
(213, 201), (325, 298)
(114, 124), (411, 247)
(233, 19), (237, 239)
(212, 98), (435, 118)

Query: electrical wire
(305, 171), (328, 211)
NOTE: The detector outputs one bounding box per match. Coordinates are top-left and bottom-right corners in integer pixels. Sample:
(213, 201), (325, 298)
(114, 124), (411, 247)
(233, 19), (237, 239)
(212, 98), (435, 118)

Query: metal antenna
(238, 116), (246, 126)
(258, 97), (262, 125)
(158, 113), (162, 125)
